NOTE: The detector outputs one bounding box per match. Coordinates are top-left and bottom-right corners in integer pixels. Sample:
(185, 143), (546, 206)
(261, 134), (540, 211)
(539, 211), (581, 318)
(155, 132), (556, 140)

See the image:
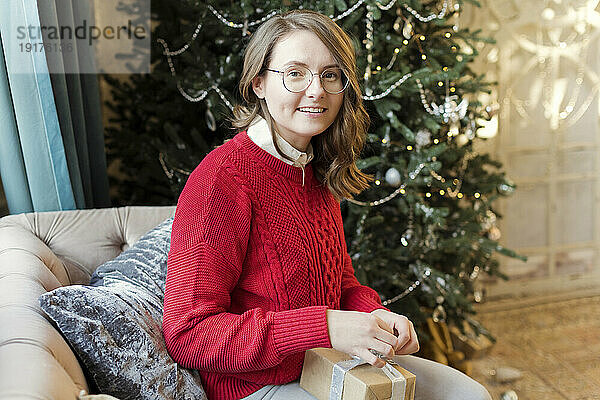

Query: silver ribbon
(329, 355), (406, 400)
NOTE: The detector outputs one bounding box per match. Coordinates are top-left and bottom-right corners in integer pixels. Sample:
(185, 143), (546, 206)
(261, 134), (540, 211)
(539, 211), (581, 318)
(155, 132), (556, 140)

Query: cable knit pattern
(163, 131), (389, 400)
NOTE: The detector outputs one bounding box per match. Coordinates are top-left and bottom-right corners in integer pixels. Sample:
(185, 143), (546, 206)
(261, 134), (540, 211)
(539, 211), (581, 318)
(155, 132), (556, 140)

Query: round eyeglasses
(264, 65), (349, 94)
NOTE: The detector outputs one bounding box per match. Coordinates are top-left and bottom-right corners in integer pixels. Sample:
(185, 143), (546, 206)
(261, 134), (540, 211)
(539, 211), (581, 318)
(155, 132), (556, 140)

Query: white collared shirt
(247, 115), (314, 187)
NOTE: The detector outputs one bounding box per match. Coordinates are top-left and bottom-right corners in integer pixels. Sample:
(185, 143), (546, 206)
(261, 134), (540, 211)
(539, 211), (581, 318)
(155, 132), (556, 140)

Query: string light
(382, 268), (432, 305)
(429, 152), (477, 199)
(157, 37), (234, 108)
(159, 152), (191, 178)
(161, 0), (456, 106)
(364, 9), (375, 95)
(331, 0), (367, 21)
(376, 0), (398, 11)
(404, 1), (449, 22)
(160, 23), (203, 56)
(362, 73), (413, 101)
(345, 163), (426, 207)
(385, 48), (401, 70)
(206, 5), (276, 29)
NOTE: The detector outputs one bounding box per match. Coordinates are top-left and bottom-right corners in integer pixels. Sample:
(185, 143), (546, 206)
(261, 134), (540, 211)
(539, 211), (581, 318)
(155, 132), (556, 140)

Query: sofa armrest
(0, 205), (175, 400)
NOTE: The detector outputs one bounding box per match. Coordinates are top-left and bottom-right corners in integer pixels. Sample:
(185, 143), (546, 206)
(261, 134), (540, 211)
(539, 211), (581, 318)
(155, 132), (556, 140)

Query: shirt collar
(246, 115), (314, 169)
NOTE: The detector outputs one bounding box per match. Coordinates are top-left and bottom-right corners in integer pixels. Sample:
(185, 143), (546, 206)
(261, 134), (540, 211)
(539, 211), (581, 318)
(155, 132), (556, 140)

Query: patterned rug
(470, 296), (600, 400)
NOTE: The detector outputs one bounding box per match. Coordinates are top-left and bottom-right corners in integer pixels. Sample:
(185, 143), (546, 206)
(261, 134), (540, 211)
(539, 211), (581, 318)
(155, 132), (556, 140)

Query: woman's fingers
(369, 338), (396, 359)
(357, 348), (386, 368)
(396, 321), (419, 354)
(375, 314), (412, 350)
(409, 321), (419, 351)
(373, 314), (419, 356)
(372, 314), (403, 350)
(372, 314), (394, 334)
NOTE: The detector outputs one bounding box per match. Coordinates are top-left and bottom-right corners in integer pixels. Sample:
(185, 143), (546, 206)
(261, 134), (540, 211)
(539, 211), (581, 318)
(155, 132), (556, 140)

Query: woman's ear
(252, 76), (265, 99)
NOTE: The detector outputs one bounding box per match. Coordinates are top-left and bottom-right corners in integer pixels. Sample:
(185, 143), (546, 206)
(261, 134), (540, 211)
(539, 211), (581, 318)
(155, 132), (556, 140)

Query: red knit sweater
(163, 131), (389, 400)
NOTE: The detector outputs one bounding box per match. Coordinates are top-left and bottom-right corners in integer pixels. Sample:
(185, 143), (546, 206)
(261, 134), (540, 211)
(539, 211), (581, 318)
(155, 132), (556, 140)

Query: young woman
(163, 9), (491, 400)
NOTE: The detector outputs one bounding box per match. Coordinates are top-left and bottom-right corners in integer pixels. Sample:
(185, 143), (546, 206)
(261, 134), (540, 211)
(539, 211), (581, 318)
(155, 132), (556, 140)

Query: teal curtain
(0, 0), (110, 214)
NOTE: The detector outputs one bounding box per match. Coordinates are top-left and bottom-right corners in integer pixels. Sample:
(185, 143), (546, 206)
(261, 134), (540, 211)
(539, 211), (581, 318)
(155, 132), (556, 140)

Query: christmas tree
(104, 0), (526, 359)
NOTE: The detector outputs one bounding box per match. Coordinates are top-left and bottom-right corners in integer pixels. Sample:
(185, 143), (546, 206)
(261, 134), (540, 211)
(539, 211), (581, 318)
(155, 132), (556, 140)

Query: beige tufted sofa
(0, 206), (176, 400)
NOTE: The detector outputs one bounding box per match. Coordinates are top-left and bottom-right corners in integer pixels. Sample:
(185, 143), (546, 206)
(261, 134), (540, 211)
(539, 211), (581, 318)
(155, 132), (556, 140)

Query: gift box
(300, 348), (415, 400)
(449, 321), (494, 360)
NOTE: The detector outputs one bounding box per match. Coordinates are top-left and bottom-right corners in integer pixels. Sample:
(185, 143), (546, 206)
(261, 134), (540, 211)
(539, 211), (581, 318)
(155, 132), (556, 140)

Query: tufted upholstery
(0, 206), (176, 400)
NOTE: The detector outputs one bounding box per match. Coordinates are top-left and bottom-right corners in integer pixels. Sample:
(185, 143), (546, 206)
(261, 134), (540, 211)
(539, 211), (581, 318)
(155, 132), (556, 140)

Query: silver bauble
(498, 180), (516, 195)
(500, 390), (518, 400)
(385, 167), (402, 187)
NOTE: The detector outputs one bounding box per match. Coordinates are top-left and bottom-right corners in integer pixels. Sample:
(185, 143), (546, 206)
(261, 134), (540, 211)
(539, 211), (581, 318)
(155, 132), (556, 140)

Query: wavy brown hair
(229, 9), (373, 201)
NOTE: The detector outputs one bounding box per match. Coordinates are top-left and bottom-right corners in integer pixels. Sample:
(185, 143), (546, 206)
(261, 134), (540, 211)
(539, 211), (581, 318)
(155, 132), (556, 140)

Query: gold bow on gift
(421, 318), (473, 376)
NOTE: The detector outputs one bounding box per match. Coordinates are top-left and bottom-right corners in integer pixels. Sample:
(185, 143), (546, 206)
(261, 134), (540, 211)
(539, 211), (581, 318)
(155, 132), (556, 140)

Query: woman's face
(252, 30), (345, 151)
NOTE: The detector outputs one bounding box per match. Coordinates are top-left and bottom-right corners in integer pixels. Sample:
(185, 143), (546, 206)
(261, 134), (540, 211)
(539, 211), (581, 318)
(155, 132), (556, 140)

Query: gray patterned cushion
(39, 218), (207, 400)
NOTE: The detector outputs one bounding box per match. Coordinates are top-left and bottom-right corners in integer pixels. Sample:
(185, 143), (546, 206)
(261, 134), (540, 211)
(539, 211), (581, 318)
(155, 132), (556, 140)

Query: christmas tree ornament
(476, 114), (498, 138)
(482, 210), (496, 230)
(500, 391), (518, 400)
(346, 162), (425, 207)
(432, 304), (447, 323)
(488, 226), (501, 241)
(400, 228), (413, 246)
(469, 265), (480, 281)
(402, 18), (414, 39)
(385, 167), (402, 186)
(464, 118), (476, 140)
(385, 47), (400, 71)
(393, 16), (402, 33)
(416, 79), (469, 130)
(205, 108), (217, 131)
(498, 180), (516, 195)
(415, 129), (432, 148)
(242, 19), (250, 37)
(431, 95), (469, 125)
(455, 133), (468, 146)
(382, 131), (391, 147)
(492, 367), (524, 384)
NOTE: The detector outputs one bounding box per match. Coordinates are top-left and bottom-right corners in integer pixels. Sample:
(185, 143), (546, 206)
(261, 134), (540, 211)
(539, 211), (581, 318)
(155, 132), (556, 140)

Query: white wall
(462, 1), (600, 299)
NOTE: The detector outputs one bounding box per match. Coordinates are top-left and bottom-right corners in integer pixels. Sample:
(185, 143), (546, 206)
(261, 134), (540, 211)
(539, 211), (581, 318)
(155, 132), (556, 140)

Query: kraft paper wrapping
(300, 348), (416, 400)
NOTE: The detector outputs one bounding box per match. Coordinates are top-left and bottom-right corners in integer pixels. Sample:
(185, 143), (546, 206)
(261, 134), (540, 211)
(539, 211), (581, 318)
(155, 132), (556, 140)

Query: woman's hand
(370, 309), (419, 356)
(326, 309), (407, 368)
